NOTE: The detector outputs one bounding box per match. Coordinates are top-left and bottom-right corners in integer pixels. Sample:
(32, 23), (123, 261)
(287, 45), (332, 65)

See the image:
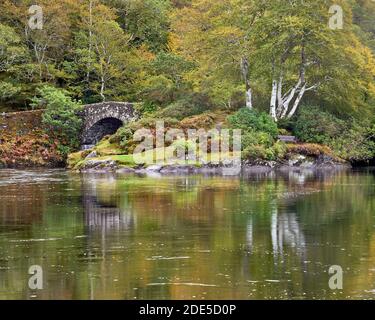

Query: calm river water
(0, 168), (374, 300)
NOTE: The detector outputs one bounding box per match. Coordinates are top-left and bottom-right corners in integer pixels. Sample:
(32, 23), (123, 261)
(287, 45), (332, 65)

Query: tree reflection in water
(1, 167), (375, 299)
(82, 175), (136, 231)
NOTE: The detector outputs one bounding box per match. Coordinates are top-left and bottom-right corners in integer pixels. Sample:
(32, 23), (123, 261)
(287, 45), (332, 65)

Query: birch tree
(251, 0), (375, 121)
(74, 2), (132, 101)
(172, 0), (265, 109)
(173, 0), (375, 120)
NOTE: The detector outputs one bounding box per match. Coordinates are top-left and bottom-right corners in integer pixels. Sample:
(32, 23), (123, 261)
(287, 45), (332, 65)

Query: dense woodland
(0, 0), (375, 166)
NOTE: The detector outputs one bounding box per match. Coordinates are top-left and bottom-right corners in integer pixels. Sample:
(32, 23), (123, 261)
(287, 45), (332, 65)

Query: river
(0, 168), (374, 300)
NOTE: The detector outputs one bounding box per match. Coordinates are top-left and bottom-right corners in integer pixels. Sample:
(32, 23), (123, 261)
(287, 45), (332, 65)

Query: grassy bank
(68, 110), (347, 171)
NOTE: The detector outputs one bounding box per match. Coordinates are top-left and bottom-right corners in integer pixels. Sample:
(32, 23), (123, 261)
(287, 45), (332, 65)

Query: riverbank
(0, 108), (369, 171)
(0, 110), (64, 168)
(67, 142), (350, 175)
(75, 162), (351, 175)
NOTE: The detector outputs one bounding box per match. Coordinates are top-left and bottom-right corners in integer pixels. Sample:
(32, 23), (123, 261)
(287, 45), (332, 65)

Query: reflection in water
(0, 168), (374, 300)
(82, 177), (135, 231)
(271, 208), (306, 259)
(246, 217), (253, 253)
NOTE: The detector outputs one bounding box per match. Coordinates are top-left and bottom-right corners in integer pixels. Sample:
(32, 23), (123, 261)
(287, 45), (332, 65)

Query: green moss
(71, 154), (137, 170)
(110, 155), (136, 166)
(74, 159), (86, 170)
(95, 138), (123, 156)
(67, 150), (85, 169)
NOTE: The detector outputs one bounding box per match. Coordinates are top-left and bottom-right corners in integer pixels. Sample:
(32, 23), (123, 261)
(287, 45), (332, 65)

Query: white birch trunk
(100, 76), (105, 101)
(270, 79), (277, 121)
(276, 77), (283, 117)
(280, 77), (302, 119)
(86, 0), (93, 85)
(287, 84), (306, 119)
(241, 57), (253, 109)
(246, 87), (253, 109)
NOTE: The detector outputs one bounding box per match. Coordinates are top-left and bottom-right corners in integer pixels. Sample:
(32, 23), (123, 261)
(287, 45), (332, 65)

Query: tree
(0, 0), (83, 107)
(0, 24), (27, 72)
(172, 0), (375, 120)
(172, 0), (264, 109)
(71, 2), (134, 102)
(251, 0), (375, 120)
(138, 52), (195, 105)
(0, 0), (80, 81)
(352, 0), (375, 53)
(0, 23), (27, 104)
(104, 0), (172, 53)
(31, 86), (83, 155)
(92, 20), (132, 101)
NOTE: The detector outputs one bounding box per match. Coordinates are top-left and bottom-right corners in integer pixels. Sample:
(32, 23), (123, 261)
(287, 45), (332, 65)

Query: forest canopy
(0, 0), (374, 166)
(0, 0), (373, 118)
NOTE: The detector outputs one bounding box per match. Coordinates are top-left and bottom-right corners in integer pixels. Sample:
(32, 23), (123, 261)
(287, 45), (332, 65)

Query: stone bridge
(81, 102), (137, 148)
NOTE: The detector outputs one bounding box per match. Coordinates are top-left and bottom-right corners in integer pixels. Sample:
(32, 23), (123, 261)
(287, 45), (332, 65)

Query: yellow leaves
(343, 39), (375, 96)
(92, 3), (117, 24)
(210, 26), (243, 41)
(368, 82), (375, 98)
(361, 47), (375, 76)
(167, 32), (180, 53)
(281, 16), (305, 29)
(135, 44), (155, 62)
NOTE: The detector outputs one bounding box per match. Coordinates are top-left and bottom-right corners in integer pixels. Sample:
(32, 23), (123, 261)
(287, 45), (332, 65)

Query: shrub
(111, 117), (182, 152)
(278, 128), (292, 136)
(180, 113), (215, 130)
(286, 143), (338, 159)
(241, 130), (286, 161)
(156, 94), (213, 120)
(294, 106), (375, 162)
(0, 81), (21, 101)
(227, 108), (278, 138)
(110, 126), (134, 149)
(293, 106), (345, 144)
(272, 141), (288, 160)
(127, 117), (181, 131)
(330, 122), (375, 162)
(31, 86), (82, 156)
(242, 130), (274, 149)
(277, 118), (294, 132)
(171, 138), (197, 156)
(244, 145), (269, 161)
(135, 101), (158, 115)
(157, 101), (197, 120)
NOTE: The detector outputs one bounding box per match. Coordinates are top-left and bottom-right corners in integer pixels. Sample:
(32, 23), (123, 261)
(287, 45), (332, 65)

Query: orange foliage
(0, 111), (64, 167)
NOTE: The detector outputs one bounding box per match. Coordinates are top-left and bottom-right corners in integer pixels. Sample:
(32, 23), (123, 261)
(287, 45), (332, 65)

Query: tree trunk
(245, 85), (253, 109)
(270, 79), (277, 121)
(276, 76), (283, 117)
(280, 77), (302, 119)
(287, 84), (306, 119)
(286, 44), (307, 119)
(241, 57), (253, 109)
(100, 76), (105, 101)
(86, 0), (93, 87)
